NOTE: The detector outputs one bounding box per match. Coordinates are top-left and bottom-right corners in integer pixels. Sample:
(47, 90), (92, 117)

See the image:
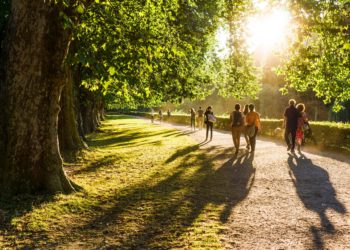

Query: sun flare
(247, 9), (292, 52)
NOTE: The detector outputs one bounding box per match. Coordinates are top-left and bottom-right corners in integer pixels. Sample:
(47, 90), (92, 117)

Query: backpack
(232, 111), (243, 127)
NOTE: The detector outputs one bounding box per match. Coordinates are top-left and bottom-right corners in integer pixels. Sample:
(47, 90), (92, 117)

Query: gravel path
(156, 120), (350, 249)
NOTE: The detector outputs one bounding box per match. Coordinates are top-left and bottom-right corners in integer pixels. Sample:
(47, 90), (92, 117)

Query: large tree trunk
(58, 66), (86, 153)
(80, 87), (101, 135)
(0, 1), (77, 195)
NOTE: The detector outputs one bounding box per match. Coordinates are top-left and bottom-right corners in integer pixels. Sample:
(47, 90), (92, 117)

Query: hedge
(121, 112), (350, 153)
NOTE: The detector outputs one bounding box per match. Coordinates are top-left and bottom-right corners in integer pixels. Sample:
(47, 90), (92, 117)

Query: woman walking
(245, 104), (261, 153)
(230, 104), (244, 155)
(204, 106), (215, 141)
(190, 108), (196, 131)
(296, 103), (308, 151)
(243, 104), (250, 150)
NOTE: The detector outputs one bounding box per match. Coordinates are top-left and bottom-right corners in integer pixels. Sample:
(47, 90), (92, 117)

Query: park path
(154, 119), (350, 249)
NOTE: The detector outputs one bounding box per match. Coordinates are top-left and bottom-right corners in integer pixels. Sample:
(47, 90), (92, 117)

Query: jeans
(285, 128), (297, 150)
(206, 122), (213, 140)
(249, 127), (258, 151)
(191, 117), (195, 130)
(231, 126), (242, 151)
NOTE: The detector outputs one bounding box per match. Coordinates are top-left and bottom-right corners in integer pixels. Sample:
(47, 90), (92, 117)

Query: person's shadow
(288, 153), (346, 249)
(218, 153), (256, 222)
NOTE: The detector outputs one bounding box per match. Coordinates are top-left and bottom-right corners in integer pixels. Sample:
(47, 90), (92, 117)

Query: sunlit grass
(0, 115), (249, 249)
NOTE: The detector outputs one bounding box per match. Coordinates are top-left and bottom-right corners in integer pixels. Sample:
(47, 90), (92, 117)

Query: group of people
(229, 104), (261, 154)
(190, 99), (309, 155)
(153, 98), (308, 155)
(283, 99), (309, 153)
(190, 107), (205, 131)
(189, 104), (261, 154)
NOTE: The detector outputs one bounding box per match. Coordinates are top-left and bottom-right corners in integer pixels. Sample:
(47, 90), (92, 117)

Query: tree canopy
(280, 0), (350, 111)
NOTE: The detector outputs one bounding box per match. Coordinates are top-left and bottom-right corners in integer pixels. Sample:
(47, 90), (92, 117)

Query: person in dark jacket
(204, 106), (214, 141)
(283, 99), (300, 153)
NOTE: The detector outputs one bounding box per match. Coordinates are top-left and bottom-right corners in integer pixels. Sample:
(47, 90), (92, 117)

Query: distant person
(245, 104), (261, 153)
(167, 109), (171, 117)
(230, 103), (244, 155)
(197, 107), (204, 130)
(243, 104), (250, 150)
(296, 103), (308, 151)
(158, 110), (163, 123)
(283, 99), (299, 153)
(204, 106), (215, 141)
(190, 108), (196, 131)
(151, 108), (155, 123)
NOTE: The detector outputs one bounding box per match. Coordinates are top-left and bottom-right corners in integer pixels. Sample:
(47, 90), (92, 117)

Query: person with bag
(230, 104), (244, 155)
(245, 104), (261, 153)
(204, 106), (215, 141)
(296, 103), (308, 151)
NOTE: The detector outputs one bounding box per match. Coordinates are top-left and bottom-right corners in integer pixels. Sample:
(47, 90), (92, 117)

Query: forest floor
(0, 115), (349, 249)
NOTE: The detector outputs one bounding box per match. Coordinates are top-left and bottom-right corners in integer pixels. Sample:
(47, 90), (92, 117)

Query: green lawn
(0, 115), (254, 249)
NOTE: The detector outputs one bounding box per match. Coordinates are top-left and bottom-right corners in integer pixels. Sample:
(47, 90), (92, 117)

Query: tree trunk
(0, 1), (77, 195)
(58, 66), (86, 153)
(80, 87), (101, 134)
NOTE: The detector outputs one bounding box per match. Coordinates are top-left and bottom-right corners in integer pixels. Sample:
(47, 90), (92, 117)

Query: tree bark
(0, 1), (77, 195)
(58, 66), (86, 153)
(80, 87), (101, 134)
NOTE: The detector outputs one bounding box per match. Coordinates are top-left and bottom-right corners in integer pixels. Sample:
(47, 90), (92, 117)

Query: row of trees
(0, 0), (258, 196)
(0, 0), (349, 196)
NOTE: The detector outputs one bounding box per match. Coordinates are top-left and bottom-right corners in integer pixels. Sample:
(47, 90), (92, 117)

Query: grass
(0, 115), (255, 249)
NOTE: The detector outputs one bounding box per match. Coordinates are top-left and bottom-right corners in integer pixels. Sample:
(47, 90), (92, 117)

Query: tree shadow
(65, 146), (255, 249)
(287, 153), (346, 249)
(0, 195), (54, 248)
(88, 129), (179, 148)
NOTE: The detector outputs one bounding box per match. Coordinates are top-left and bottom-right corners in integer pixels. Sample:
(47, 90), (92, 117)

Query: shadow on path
(288, 153), (346, 249)
(71, 146), (256, 249)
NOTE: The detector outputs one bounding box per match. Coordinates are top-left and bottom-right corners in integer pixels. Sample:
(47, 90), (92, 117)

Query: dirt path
(154, 120), (350, 249)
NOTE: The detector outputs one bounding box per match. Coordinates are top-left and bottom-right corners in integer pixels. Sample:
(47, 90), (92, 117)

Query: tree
(280, 0), (350, 111)
(0, 1), (88, 195)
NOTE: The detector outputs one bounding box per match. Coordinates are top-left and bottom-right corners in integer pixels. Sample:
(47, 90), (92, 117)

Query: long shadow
(0, 195), (54, 248)
(88, 129), (180, 148)
(287, 153), (346, 249)
(65, 146), (255, 249)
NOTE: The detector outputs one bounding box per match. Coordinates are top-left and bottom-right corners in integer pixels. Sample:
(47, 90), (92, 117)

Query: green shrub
(124, 112), (350, 153)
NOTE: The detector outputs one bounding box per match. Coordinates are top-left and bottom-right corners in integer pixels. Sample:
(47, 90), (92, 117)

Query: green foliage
(279, 0), (350, 111)
(69, 0), (228, 108)
(217, 0), (261, 100)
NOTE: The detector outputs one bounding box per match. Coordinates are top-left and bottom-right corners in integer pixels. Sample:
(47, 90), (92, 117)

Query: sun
(246, 8), (292, 52)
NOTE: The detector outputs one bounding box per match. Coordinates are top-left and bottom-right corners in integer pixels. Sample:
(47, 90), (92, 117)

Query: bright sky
(215, 2), (292, 58)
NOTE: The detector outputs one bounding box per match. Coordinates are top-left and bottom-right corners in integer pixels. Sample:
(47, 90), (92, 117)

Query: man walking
(284, 99), (299, 153)
(197, 107), (204, 130)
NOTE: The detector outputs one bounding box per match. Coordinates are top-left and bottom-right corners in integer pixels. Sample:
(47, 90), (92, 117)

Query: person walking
(245, 104), (261, 153)
(296, 103), (308, 152)
(283, 99), (299, 153)
(151, 108), (155, 123)
(230, 104), (244, 155)
(158, 109), (163, 123)
(190, 108), (196, 131)
(204, 106), (215, 141)
(243, 104), (250, 150)
(197, 107), (204, 130)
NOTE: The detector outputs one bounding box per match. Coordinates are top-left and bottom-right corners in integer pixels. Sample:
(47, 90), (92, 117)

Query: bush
(123, 112), (350, 153)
